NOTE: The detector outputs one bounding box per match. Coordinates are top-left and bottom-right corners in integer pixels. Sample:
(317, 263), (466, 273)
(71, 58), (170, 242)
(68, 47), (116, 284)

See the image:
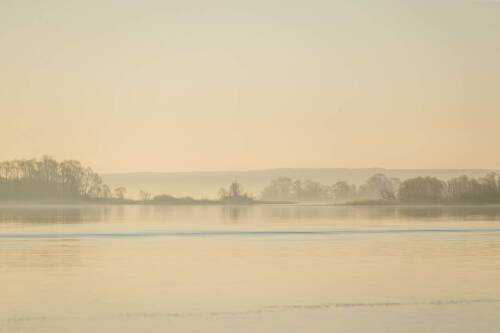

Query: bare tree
(218, 181), (253, 203)
(139, 189), (152, 201)
(114, 187), (127, 200)
(0, 156), (112, 201)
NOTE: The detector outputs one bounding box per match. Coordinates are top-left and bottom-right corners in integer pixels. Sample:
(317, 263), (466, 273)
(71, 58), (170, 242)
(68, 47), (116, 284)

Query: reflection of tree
(0, 206), (111, 223)
(219, 205), (500, 222)
(219, 206), (253, 222)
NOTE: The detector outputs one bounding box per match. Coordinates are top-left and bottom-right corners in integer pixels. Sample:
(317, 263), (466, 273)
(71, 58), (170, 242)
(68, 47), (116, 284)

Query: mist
(2, 2), (500, 333)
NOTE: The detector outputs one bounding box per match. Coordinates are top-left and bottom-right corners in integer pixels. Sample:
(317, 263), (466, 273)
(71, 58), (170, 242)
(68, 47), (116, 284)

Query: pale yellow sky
(1, 0), (499, 172)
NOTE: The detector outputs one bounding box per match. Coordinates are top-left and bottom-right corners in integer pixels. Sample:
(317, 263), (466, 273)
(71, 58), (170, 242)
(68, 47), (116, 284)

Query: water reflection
(2, 204), (500, 333)
(0, 205), (113, 224)
(1, 204), (500, 224)
(220, 206), (252, 221)
(0, 239), (83, 268)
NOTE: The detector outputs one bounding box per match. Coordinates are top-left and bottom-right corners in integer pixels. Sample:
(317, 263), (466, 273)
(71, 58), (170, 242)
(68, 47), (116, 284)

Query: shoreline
(2, 200), (500, 208)
(0, 200), (295, 207)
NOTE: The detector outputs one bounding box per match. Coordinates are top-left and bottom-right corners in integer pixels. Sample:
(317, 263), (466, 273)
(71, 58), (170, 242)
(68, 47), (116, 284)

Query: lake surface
(1, 204), (500, 332)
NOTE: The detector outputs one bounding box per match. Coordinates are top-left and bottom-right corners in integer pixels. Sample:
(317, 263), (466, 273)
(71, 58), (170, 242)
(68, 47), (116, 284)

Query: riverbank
(337, 199), (500, 206)
(0, 198), (295, 206)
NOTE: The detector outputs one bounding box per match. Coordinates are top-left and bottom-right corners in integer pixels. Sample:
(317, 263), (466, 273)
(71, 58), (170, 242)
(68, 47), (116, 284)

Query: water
(1, 204), (500, 332)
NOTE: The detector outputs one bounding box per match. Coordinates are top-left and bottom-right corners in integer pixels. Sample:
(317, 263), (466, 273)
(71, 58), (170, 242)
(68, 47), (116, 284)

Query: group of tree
(398, 173), (500, 204)
(259, 174), (399, 203)
(3, 156), (499, 205)
(260, 177), (334, 202)
(260, 172), (500, 204)
(0, 156), (127, 201)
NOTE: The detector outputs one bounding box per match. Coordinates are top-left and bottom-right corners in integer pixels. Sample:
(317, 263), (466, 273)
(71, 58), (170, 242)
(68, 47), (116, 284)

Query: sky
(1, 0), (499, 173)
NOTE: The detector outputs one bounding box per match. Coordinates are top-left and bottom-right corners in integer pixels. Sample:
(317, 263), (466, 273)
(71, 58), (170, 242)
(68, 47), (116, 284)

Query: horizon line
(100, 167), (500, 175)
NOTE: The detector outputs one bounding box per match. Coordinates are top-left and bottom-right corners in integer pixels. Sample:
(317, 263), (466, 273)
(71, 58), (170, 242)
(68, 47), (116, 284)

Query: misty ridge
(2, 156), (500, 205)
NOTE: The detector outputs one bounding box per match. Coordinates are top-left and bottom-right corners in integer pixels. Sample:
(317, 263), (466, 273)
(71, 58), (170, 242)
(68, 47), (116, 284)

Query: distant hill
(102, 168), (500, 199)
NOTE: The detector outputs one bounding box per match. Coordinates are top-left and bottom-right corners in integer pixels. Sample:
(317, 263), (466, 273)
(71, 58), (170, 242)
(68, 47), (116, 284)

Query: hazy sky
(1, 0), (499, 172)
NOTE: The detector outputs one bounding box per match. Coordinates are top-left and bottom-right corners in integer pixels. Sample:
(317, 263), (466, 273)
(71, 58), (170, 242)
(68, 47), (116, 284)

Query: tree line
(0, 156), (116, 201)
(398, 173), (500, 204)
(151, 181), (255, 204)
(0, 156), (255, 204)
(260, 172), (500, 204)
(260, 174), (398, 203)
(2, 156), (499, 205)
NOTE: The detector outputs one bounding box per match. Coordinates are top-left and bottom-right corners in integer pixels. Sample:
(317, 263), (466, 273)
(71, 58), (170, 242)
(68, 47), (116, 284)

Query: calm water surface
(1, 204), (500, 332)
